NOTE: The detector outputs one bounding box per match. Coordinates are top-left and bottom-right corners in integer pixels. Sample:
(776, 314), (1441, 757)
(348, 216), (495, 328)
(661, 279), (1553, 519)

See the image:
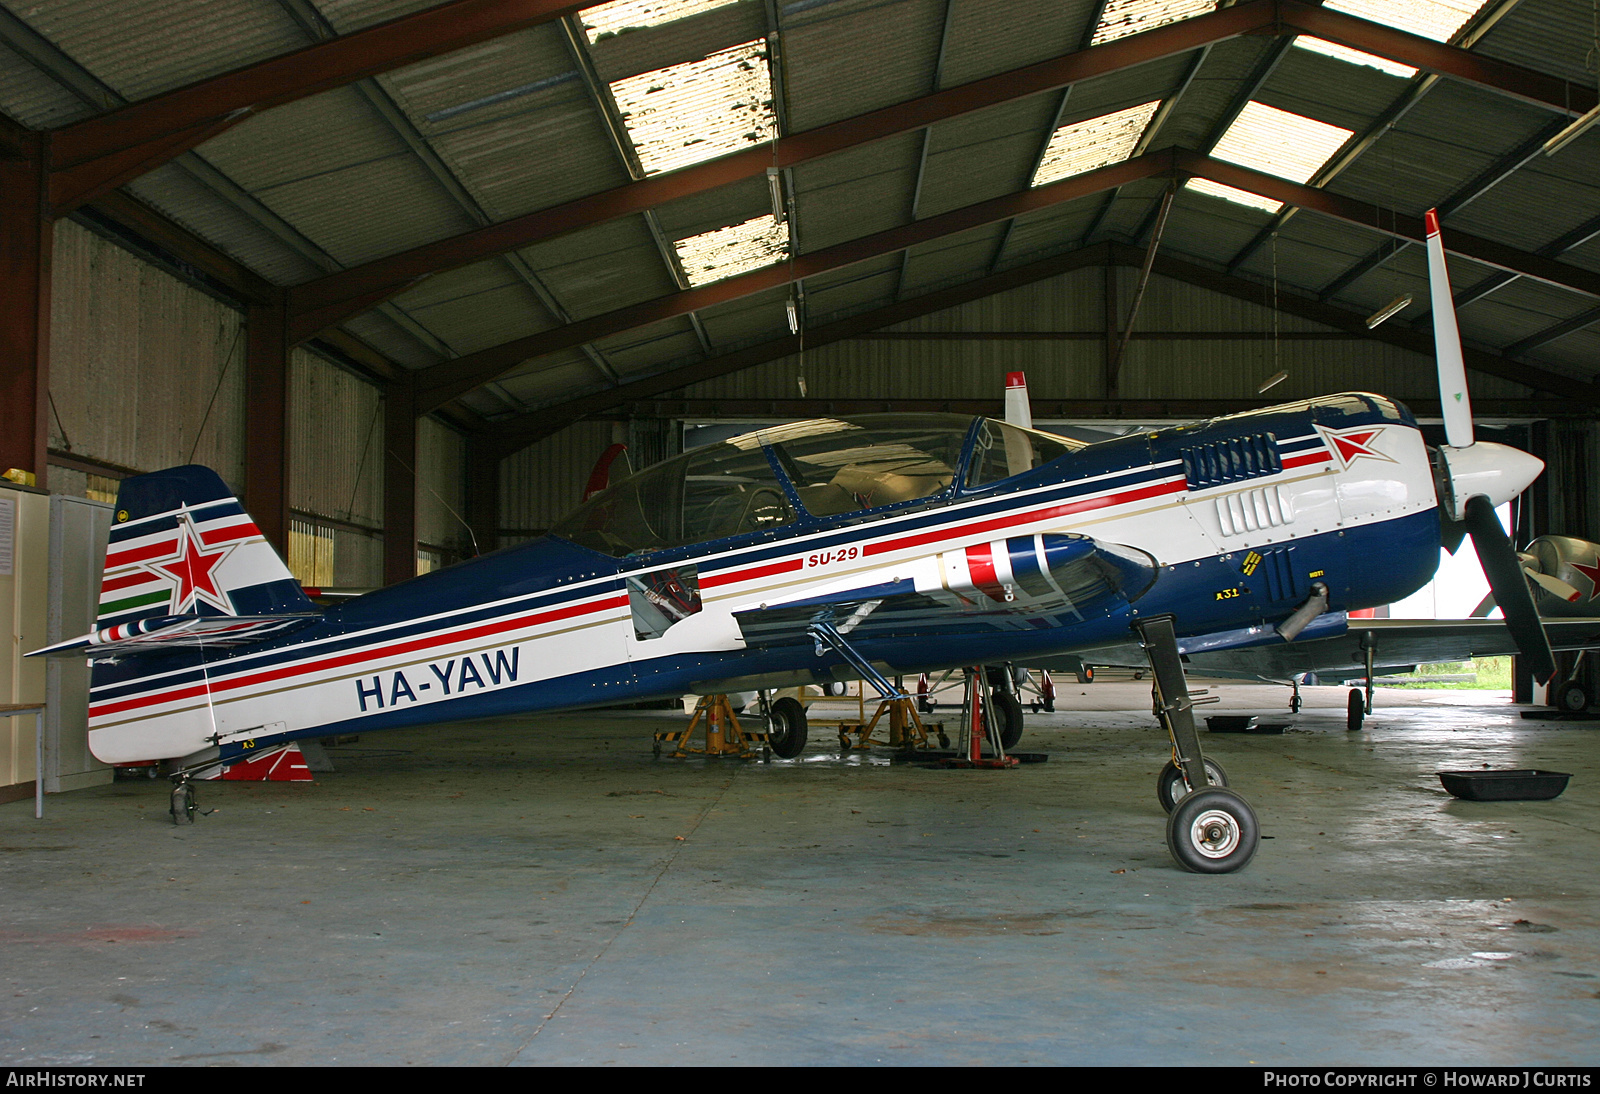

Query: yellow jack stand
(654, 694), (767, 758)
(837, 696), (948, 752)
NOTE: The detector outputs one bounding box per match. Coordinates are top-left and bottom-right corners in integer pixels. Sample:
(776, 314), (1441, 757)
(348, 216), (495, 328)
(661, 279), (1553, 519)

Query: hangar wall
(676, 267), (1534, 405)
(289, 346), (384, 587)
(417, 417), (468, 566)
(47, 219), (247, 493)
(494, 264), (1542, 527)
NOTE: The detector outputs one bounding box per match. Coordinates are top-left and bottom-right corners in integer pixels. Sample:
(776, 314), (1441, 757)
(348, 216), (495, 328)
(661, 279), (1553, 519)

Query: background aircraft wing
(1061, 617), (1600, 683)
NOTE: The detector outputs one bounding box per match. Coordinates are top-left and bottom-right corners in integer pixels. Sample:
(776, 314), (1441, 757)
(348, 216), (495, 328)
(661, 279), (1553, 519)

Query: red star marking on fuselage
(1569, 556), (1600, 600)
(1320, 426), (1391, 468)
(150, 518), (232, 613)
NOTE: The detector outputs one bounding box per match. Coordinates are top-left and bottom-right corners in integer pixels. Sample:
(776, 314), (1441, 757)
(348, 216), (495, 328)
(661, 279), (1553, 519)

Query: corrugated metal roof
(2, 0), (1595, 441)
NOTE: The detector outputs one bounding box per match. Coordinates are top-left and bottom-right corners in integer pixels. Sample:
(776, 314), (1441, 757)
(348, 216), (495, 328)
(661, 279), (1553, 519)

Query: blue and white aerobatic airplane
(32, 210), (1556, 873)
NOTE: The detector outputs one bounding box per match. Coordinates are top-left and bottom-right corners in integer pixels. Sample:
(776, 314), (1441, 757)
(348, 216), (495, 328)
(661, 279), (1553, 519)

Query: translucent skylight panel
(674, 214), (789, 286)
(582, 0), (742, 42)
(1291, 0), (1489, 79)
(1032, 101), (1161, 187)
(1091, 0), (1215, 46)
(1186, 101), (1355, 214)
(611, 40), (777, 175)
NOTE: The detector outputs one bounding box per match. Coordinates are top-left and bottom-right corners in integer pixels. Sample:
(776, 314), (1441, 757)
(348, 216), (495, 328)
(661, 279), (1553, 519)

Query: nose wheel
(1136, 615), (1260, 874)
(1166, 788), (1260, 873)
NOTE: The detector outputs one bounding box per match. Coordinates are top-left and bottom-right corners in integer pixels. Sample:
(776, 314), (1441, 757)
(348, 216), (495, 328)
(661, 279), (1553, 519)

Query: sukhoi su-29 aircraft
(33, 210), (1556, 873)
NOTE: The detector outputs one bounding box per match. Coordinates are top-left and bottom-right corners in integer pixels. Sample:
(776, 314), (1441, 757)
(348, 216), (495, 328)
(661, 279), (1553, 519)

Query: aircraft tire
(820, 680), (846, 697)
(767, 697), (808, 759)
(1556, 679), (1591, 713)
(1166, 788), (1259, 874)
(1076, 665), (1094, 684)
(1347, 688), (1365, 731)
(990, 690), (1024, 750)
(1155, 757), (1228, 815)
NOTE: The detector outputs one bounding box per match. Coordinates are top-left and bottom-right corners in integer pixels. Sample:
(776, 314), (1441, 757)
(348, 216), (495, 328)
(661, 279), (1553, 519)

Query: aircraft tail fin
(30, 465), (317, 658)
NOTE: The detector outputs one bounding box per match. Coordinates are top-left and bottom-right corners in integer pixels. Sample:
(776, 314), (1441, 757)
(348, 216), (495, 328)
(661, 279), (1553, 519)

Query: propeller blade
(1425, 209), (1474, 449)
(1464, 495), (1556, 683)
(1527, 570), (1583, 603)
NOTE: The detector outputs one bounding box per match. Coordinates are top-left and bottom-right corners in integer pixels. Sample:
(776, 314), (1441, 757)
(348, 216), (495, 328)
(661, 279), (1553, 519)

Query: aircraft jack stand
(837, 694), (948, 752)
(937, 667), (1018, 769)
(654, 694), (766, 759)
(1136, 615), (1260, 872)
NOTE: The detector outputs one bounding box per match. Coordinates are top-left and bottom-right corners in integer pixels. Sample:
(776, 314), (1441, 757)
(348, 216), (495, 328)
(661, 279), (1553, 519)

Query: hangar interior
(1, 0), (1599, 1066)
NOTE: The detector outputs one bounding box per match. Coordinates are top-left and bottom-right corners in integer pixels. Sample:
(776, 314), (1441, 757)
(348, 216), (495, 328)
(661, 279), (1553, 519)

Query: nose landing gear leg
(1135, 615), (1260, 874)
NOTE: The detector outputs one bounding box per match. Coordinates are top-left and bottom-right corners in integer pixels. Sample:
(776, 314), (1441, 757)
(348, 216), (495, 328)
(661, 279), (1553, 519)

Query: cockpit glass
(549, 441), (795, 557)
(761, 415), (971, 517)
(964, 419), (1082, 489)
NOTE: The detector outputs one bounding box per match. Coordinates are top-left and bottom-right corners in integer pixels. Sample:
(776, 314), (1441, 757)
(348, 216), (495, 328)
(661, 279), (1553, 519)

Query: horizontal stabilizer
(29, 612), (318, 659)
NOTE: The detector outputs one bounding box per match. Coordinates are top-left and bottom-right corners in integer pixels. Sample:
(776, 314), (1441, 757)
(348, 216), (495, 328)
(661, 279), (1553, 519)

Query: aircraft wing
(1066, 617), (1600, 682)
(733, 532), (1157, 648)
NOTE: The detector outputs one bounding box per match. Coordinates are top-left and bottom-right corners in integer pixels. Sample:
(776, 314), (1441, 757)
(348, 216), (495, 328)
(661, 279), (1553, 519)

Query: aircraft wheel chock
(1166, 788), (1259, 874)
(1155, 757), (1228, 815)
(989, 690), (1024, 750)
(1557, 679), (1591, 713)
(767, 697), (808, 759)
(1346, 688), (1365, 731)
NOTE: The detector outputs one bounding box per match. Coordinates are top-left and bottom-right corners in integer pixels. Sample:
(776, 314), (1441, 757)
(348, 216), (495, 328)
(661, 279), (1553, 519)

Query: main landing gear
(1136, 615), (1260, 874)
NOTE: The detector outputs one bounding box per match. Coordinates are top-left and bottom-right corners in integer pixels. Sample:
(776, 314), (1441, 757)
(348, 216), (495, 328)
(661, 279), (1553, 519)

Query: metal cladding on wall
(290, 347), (383, 528)
(499, 419), (616, 547)
(416, 415), (468, 556)
(669, 265), (1534, 406)
(47, 219), (246, 489)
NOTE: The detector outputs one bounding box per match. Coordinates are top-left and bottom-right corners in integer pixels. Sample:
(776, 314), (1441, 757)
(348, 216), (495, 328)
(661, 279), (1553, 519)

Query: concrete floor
(2, 680), (1597, 1066)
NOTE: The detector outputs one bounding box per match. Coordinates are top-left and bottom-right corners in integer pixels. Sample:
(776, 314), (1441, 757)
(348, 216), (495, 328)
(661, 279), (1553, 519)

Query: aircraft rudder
(99, 465), (312, 629)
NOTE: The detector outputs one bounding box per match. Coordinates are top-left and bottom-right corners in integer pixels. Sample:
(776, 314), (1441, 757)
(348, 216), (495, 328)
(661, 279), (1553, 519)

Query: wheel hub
(1189, 808), (1241, 858)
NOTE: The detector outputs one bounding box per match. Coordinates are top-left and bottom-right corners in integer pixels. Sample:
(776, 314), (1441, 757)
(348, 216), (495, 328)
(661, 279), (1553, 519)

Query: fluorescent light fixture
(1185, 101), (1355, 214)
(1290, 0), (1489, 78)
(767, 167), (786, 222)
(1365, 292), (1414, 328)
(611, 40), (777, 175)
(1091, 0), (1215, 46)
(581, 0), (742, 42)
(785, 297), (799, 333)
(1031, 101), (1161, 187)
(1544, 104), (1600, 157)
(1257, 370), (1288, 394)
(673, 214), (789, 286)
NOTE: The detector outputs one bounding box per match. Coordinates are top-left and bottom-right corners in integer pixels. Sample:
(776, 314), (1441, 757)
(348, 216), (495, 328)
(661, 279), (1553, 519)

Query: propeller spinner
(1424, 209), (1556, 682)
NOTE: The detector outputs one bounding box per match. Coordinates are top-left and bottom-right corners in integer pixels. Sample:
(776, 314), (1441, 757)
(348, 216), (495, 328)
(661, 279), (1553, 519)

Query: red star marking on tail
(152, 518), (232, 612)
(1320, 426), (1391, 468)
(1570, 556), (1600, 600)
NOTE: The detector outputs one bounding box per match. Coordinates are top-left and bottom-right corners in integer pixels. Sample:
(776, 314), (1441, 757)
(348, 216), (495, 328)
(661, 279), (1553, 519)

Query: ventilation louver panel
(1182, 433), (1282, 490)
(1215, 486), (1295, 537)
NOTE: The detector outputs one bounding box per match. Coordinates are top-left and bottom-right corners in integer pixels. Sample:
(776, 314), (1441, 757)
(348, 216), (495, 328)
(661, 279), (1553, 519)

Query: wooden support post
(383, 373), (418, 586)
(244, 294), (290, 553)
(0, 129), (51, 487)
